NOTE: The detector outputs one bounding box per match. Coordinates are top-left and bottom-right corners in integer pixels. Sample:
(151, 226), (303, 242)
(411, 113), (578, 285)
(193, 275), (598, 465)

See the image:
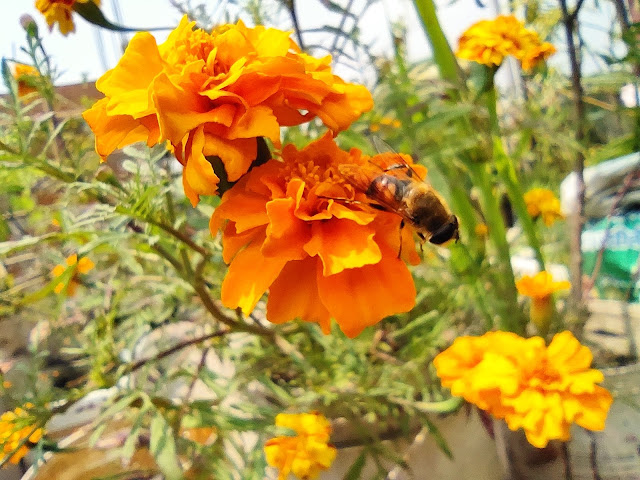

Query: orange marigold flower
(434, 330), (612, 448)
(516, 271), (570, 333)
(524, 188), (564, 226)
(13, 64), (39, 98)
(52, 253), (95, 296)
(36, 0), (100, 35)
(83, 16), (373, 206)
(265, 412), (336, 480)
(210, 133), (419, 338)
(0, 405), (43, 466)
(457, 15), (555, 71)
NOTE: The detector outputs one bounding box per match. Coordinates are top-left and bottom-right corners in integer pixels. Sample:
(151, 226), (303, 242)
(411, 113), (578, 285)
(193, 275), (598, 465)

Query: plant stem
(467, 162), (522, 333)
(485, 86), (546, 270)
(559, 0), (587, 312)
(412, 0), (462, 86)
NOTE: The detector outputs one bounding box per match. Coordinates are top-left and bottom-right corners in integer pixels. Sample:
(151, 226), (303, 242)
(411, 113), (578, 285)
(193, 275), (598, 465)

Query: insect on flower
(338, 149), (459, 246)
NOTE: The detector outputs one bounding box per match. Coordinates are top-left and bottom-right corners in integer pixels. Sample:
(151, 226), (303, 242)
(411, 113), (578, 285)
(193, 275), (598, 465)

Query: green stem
(485, 87), (546, 270)
(412, 0), (462, 86)
(467, 162), (521, 333)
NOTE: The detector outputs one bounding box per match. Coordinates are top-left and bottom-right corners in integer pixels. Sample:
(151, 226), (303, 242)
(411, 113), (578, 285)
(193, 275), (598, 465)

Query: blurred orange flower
(457, 15), (555, 71)
(0, 404), (43, 465)
(516, 271), (570, 333)
(524, 188), (564, 226)
(83, 16), (373, 205)
(13, 64), (39, 97)
(36, 0), (100, 35)
(210, 133), (419, 338)
(52, 253), (94, 296)
(434, 330), (612, 448)
(265, 412), (336, 480)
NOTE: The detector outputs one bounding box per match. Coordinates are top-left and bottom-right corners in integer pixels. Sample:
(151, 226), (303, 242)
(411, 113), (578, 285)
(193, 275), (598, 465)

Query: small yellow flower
(524, 188), (564, 226)
(474, 223), (489, 237)
(434, 331), (613, 448)
(516, 271), (570, 333)
(0, 405), (43, 466)
(52, 254), (95, 296)
(35, 0), (101, 35)
(1, 382), (11, 389)
(265, 412), (337, 480)
(457, 15), (555, 71)
(13, 64), (39, 98)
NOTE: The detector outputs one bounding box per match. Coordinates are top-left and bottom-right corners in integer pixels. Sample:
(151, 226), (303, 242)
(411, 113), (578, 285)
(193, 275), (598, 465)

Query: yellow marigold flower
(265, 412), (336, 480)
(516, 271), (570, 333)
(52, 253), (95, 296)
(83, 16), (373, 206)
(36, 0), (100, 35)
(457, 15), (555, 71)
(434, 331), (612, 448)
(13, 64), (39, 98)
(0, 405), (43, 466)
(524, 188), (564, 226)
(210, 133), (420, 338)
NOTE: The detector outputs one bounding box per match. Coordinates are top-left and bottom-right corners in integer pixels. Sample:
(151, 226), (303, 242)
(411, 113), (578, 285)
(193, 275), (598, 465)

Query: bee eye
(429, 216), (459, 245)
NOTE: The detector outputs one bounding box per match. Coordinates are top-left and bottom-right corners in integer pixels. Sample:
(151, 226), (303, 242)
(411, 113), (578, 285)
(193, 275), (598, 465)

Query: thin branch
(125, 330), (228, 374)
(559, 0), (587, 312)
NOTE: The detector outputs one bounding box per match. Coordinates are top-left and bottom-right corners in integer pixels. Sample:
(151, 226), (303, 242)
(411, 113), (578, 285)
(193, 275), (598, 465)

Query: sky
(0, 0), (619, 91)
(1, 0), (491, 88)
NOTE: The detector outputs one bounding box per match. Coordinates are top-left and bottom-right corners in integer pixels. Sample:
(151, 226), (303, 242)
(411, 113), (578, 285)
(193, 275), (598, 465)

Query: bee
(339, 153), (459, 245)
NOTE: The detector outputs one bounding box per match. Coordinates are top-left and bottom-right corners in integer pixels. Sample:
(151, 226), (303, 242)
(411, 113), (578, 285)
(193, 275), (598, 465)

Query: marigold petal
(82, 99), (158, 161)
(221, 235), (287, 314)
(263, 188), (310, 261)
(317, 248), (415, 337)
(201, 134), (257, 182)
(182, 127), (220, 206)
(267, 258), (332, 334)
(304, 219), (381, 276)
(97, 33), (163, 117)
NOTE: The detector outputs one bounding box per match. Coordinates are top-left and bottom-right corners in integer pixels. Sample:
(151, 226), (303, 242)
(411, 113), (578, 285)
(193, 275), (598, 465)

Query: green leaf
(149, 414), (182, 480)
(73, 2), (173, 32)
(343, 450), (367, 480)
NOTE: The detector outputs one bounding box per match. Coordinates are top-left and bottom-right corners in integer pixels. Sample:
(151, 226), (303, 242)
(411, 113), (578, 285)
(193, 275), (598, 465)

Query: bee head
(428, 215), (459, 245)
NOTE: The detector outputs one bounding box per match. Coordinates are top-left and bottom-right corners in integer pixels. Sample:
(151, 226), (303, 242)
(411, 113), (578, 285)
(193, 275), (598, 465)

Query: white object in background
(620, 83), (640, 108)
(560, 153), (640, 218)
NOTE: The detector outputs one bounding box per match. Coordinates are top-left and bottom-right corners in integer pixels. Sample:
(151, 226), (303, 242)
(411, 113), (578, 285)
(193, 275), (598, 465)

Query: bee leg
(397, 220), (405, 259)
(417, 232), (425, 254)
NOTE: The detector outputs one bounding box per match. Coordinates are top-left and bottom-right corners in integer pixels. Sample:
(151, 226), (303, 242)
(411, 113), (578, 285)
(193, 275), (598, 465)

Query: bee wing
(338, 164), (409, 215)
(367, 152), (428, 182)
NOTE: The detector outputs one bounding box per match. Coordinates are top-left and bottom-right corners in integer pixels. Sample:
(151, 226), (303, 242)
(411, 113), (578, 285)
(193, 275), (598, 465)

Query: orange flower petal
(97, 33), (163, 118)
(317, 249), (416, 337)
(304, 219), (381, 276)
(202, 134), (257, 182)
(182, 127), (220, 206)
(82, 99), (158, 161)
(266, 258), (332, 333)
(220, 235), (287, 314)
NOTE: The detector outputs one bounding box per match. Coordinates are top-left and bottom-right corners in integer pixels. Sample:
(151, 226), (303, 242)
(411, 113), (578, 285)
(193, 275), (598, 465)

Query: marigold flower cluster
(210, 133), (419, 338)
(36, 0), (100, 35)
(0, 404), (43, 466)
(524, 188), (564, 226)
(13, 64), (39, 98)
(264, 412), (336, 480)
(52, 253), (94, 296)
(83, 16), (373, 205)
(434, 330), (613, 448)
(516, 271), (570, 333)
(457, 15), (555, 72)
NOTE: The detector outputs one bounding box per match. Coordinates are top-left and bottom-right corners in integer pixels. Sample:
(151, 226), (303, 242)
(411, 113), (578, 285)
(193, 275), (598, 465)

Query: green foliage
(1, 1), (639, 478)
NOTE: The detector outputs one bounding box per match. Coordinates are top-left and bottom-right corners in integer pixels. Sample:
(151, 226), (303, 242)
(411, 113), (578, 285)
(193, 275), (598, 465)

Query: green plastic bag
(582, 212), (640, 302)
